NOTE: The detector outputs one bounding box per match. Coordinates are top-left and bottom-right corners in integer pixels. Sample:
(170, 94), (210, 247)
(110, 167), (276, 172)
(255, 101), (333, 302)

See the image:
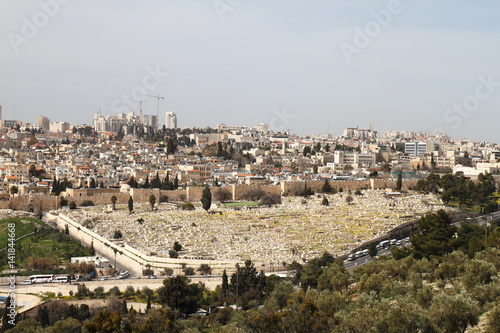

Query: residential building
(165, 112), (177, 129)
(405, 141), (433, 157)
(37, 116), (50, 131)
(49, 122), (70, 133)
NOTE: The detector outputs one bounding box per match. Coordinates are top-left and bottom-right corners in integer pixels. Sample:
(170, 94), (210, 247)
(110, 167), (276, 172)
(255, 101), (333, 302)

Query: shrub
(168, 250), (179, 258)
(259, 193), (282, 206)
(94, 286), (104, 297)
(163, 267), (174, 276)
(241, 188), (267, 201)
(69, 201), (77, 210)
(113, 230), (123, 239)
(80, 200), (94, 207)
(109, 286), (121, 296)
(173, 241), (182, 252)
(180, 202), (195, 210)
(183, 267), (195, 276)
(214, 187), (232, 202)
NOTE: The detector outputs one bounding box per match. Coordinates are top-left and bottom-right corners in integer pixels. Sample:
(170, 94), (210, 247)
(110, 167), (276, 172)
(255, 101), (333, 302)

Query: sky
(1, 0), (499, 142)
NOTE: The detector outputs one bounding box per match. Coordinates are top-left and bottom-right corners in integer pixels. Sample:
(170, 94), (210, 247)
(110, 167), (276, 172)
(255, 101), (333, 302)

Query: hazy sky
(1, 1), (499, 142)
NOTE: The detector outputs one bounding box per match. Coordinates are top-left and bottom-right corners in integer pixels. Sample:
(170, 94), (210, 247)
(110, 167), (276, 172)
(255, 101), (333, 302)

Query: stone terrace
(65, 190), (444, 267)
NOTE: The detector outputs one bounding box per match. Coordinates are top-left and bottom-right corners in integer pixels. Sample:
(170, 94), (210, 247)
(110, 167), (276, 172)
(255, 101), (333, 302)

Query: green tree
(303, 146), (312, 156)
(317, 261), (350, 292)
(149, 194), (156, 211)
(3, 318), (40, 333)
(113, 230), (122, 239)
(168, 250), (178, 258)
(230, 260), (265, 300)
(128, 196), (133, 214)
(127, 176), (138, 188)
(142, 175), (150, 189)
(48, 317), (82, 333)
(321, 180), (332, 193)
(197, 264), (212, 275)
(37, 305), (50, 328)
(157, 276), (204, 316)
(411, 210), (457, 259)
(151, 173), (161, 188)
(110, 195), (117, 210)
(201, 185), (212, 211)
(462, 259), (497, 292)
(222, 269), (229, 301)
(368, 242), (378, 257)
(396, 171), (403, 191)
(428, 293), (480, 333)
(486, 303), (500, 333)
(173, 241), (182, 252)
(9, 186), (18, 195)
(82, 309), (122, 333)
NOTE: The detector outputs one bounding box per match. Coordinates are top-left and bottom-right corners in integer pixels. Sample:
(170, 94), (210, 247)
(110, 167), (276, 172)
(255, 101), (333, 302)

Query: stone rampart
(7, 179), (419, 213)
(45, 213), (237, 275)
(186, 187), (204, 202)
(232, 184), (281, 200)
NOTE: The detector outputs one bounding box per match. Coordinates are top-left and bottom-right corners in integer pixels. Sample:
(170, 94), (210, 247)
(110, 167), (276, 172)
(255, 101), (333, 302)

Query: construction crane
(145, 93), (164, 120)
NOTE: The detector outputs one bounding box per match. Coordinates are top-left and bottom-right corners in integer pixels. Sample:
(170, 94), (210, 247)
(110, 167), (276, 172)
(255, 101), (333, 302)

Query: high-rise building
(165, 112), (177, 129)
(405, 141), (434, 157)
(49, 122), (70, 133)
(142, 115), (158, 129)
(37, 116), (50, 131)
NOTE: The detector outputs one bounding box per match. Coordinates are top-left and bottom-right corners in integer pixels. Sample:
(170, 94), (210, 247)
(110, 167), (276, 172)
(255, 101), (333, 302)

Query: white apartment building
(49, 122), (70, 133)
(326, 151), (376, 170)
(165, 112), (177, 129)
(405, 141), (434, 157)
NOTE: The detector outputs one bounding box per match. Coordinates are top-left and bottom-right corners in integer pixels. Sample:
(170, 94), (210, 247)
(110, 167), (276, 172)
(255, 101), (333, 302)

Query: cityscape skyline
(1, 1), (499, 142)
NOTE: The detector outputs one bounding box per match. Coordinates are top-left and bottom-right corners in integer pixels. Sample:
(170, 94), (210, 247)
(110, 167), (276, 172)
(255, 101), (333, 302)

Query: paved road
(0, 292), (42, 313)
(344, 246), (402, 269)
(344, 210), (500, 269)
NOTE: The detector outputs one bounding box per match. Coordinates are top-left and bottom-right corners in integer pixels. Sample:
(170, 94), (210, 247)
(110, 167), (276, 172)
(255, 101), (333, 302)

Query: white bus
(29, 274), (54, 283)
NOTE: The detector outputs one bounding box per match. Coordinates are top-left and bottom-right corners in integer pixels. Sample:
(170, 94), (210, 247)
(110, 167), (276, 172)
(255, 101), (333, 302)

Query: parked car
(20, 280), (31, 285)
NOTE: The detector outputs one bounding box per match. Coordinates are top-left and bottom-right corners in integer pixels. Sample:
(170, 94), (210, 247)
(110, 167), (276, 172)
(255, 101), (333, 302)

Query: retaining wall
(45, 213), (237, 276)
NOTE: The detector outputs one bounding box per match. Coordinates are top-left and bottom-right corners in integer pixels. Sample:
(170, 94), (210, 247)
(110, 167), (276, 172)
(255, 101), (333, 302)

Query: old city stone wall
(232, 184), (282, 200)
(64, 192), (130, 207)
(46, 213), (236, 275)
(159, 189), (187, 202)
(186, 187), (204, 202)
(7, 179), (419, 213)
